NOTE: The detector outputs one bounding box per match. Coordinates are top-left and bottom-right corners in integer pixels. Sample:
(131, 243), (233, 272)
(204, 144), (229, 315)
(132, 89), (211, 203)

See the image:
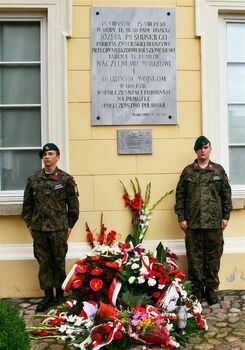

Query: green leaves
(125, 233), (134, 244)
(150, 189), (174, 211)
(182, 280), (193, 296)
(120, 290), (152, 307)
(156, 242), (167, 264)
(144, 182), (151, 208)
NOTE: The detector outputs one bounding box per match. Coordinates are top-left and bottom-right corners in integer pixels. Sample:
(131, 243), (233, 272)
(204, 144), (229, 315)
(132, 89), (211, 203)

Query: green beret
(194, 136), (210, 151)
(39, 143), (60, 158)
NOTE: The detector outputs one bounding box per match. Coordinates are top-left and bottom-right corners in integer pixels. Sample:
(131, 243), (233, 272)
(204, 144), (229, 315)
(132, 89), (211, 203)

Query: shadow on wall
(225, 268), (245, 283)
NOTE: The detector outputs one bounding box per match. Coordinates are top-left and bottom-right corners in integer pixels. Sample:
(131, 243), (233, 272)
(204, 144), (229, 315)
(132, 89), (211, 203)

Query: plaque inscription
(117, 129), (152, 154)
(91, 7), (176, 125)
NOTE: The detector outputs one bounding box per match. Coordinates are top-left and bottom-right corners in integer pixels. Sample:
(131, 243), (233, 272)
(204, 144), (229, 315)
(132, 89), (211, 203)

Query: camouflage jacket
(21, 168), (79, 231)
(175, 160), (232, 229)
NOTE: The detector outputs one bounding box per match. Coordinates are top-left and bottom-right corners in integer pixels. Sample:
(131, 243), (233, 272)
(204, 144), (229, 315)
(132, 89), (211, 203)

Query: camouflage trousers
(185, 229), (224, 291)
(33, 230), (68, 290)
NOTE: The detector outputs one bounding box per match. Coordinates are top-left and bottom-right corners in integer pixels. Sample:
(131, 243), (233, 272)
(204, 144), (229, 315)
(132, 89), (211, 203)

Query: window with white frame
(0, 2), (71, 207)
(0, 15), (46, 200)
(226, 21), (245, 186)
(196, 1), (245, 200)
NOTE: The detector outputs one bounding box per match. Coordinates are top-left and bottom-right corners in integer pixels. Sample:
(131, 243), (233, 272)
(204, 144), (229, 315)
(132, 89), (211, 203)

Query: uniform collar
(39, 167), (60, 180)
(193, 160), (214, 171)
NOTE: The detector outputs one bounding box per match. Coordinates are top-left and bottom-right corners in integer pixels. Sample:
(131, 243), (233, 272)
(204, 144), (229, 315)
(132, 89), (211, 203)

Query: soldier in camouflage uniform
(175, 136), (232, 305)
(22, 143), (79, 312)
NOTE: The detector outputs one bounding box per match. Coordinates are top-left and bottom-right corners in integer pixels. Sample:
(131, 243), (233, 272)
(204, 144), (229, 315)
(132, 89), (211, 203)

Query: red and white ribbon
(166, 336), (180, 349)
(108, 277), (122, 306)
(64, 298), (77, 310)
(62, 264), (78, 291)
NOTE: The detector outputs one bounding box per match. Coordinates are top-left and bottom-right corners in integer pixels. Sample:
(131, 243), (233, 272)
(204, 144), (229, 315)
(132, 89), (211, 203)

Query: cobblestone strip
(5, 290), (245, 350)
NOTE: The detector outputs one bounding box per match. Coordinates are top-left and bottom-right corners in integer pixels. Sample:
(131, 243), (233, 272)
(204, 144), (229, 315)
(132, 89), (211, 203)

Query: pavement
(5, 289), (245, 350)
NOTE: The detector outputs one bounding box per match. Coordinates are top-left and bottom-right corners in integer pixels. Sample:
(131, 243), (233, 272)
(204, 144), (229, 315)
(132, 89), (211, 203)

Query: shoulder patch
(74, 182), (79, 197)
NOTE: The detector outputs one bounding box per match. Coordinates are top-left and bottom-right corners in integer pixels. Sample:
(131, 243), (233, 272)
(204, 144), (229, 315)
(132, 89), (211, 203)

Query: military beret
(194, 136), (210, 151)
(39, 143), (60, 158)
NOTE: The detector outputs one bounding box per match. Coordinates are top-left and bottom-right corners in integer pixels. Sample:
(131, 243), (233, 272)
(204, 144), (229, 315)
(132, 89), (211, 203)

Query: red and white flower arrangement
(30, 179), (207, 349)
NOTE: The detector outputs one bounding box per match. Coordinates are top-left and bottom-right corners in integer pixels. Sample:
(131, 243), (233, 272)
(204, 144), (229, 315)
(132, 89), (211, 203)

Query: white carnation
(131, 263), (140, 270)
(128, 276), (136, 284)
(148, 277), (157, 286)
(158, 283), (165, 290)
(132, 257), (140, 262)
(137, 276), (145, 284)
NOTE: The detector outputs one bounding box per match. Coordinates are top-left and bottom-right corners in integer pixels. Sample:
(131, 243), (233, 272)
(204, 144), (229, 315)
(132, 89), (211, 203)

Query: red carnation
(134, 305), (146, 312)
(91, 332), (102, 342)
(158, 265), (165, 273)
(90, 278), (103, 291)
(158, 276), (170, 285)
(114, 330), (123, 340)
(152, 291), (161, 299)
(104, 324), (111, 333)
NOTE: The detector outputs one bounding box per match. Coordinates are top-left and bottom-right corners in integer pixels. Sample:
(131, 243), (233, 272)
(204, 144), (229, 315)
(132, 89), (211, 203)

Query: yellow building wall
(67, 0), (201, 243)
(0, 0), (244, 298)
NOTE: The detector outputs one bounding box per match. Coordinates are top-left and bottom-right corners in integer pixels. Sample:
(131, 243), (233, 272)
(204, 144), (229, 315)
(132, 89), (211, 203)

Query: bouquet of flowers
(30, 179), (207, 349)
(121, 178), (173, 245)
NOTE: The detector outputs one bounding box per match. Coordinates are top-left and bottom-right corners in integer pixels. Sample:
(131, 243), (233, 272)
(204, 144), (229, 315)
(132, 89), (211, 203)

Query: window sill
(0, 201), (244, 217)
(0, 203), (22, 216)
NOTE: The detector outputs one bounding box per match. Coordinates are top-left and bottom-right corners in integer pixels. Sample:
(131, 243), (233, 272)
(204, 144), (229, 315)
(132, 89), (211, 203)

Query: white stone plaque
(91, 7), (176, 125)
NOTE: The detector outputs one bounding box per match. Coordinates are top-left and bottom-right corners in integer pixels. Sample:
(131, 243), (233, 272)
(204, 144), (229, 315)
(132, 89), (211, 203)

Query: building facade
(0, 0), (244, 297)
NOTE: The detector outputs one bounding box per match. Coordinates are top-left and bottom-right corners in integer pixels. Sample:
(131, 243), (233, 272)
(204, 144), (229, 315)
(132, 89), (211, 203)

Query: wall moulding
(1, 237), (245, 260)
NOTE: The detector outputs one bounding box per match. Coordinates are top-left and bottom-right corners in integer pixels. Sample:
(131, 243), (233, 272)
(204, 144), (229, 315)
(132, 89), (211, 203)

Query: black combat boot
(205, 288), (218, 305)
(55, 287), (64, 304)
(36, 288), (54, 312)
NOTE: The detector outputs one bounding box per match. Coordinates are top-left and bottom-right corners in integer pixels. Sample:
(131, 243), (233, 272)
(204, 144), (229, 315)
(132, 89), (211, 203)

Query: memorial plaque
(91, 7), (176, 125)
(117, 129), (152, 154)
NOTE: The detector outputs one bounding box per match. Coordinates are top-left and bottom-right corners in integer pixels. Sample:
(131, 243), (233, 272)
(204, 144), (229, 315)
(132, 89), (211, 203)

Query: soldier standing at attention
(175, 136), (232, 305)
(21, 143), (79, 312)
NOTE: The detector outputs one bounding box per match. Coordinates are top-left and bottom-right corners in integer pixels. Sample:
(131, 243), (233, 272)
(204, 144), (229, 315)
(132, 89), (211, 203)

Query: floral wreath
(30, 179), (207, 349)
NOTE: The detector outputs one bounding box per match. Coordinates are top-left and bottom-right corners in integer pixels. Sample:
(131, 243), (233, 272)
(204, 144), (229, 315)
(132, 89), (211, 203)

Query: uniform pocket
(209, 177), (222, 197)
(53, 185), (66, 200)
